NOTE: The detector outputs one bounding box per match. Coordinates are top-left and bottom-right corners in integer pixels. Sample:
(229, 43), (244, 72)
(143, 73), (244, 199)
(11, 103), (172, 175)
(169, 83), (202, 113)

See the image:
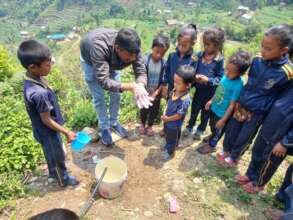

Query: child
(235, 82), (293, 194)
(197, 50), (251, 154)
(18, 40), (79, 187)
(162, 23), (198, 97)
(139, 35), (170, 136)
(161, 65), (195, 160)
(220, 24), (293, 167)
(183, 27), (225, 140)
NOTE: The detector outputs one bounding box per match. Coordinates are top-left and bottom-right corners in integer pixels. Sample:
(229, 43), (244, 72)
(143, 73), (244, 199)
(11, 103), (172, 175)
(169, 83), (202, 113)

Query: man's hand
(272, 142), (287, 157)
(134, 83), (153, 109)
(215, 119), (225, 129)
(205, 100), (212, 110)
(195, 74), (209, 84)
(65, 131), (77, 143)
(161, 115), (169, 122)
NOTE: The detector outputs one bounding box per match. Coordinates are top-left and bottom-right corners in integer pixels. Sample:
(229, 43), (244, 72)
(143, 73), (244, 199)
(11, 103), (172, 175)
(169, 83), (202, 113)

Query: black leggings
(187, 87), (216, 131)
(140, 96), (161, 127)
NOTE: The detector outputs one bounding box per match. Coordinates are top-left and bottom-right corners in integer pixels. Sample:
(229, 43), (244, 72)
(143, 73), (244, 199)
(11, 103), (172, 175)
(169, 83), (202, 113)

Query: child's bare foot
(146, 126), (155, 136)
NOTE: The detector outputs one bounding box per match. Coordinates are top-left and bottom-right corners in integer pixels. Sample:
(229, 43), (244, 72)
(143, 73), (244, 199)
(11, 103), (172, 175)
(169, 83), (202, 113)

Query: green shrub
(0, 173), (25, 203)
(67, 99), (97, 130)
(0, 94), (43, 173)
(0, 45), (15, 81)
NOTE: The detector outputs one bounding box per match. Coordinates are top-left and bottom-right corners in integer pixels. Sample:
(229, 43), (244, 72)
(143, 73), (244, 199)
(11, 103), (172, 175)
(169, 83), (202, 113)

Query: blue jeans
(80, 59), (121, 130)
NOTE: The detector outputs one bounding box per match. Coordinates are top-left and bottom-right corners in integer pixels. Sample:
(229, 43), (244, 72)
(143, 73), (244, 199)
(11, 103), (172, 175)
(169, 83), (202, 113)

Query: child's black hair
(28, 208), (79, 220)
(203, 27), (225, 52)
(152, 35), (170, 50)
(228, 50), (251, 75)
(175, 65), (195, 84)
(115, 28), (141, 54)
(17, 40), (51, 69)
(177, 23), (197, 42)
(265, 24), (293, 60)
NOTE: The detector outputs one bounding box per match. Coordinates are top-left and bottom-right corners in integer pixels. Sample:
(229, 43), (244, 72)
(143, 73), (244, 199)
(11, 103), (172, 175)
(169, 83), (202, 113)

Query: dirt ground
(1, 124), (275, 220)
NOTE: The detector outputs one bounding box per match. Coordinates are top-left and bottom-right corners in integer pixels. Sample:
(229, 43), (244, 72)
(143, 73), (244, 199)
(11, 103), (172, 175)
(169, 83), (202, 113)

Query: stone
(193, 177), (202, 184)
(29, 177), (38, 183)
(82, 127), (100, 142)
(163, 192), (172, 203)
(144, 211), (153, 217)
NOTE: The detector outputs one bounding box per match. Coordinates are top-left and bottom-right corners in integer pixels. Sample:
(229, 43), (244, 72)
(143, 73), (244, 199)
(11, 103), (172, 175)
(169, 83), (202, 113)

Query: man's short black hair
(152, 35), (170, 50)
(115, 28), (141, 54)
(176, 65), (195, 84)
(28, 208), (79, 220)
(228, 50), (251, 75)
(17, 40), (51, 69)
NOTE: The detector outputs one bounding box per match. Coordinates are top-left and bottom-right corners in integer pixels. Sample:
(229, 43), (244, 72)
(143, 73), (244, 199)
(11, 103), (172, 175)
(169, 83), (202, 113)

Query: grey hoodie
(80, 28), (147, 92)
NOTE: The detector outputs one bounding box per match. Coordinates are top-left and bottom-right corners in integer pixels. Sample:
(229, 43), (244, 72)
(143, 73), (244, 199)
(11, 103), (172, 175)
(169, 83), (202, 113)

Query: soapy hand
(134, 83), (153, 109)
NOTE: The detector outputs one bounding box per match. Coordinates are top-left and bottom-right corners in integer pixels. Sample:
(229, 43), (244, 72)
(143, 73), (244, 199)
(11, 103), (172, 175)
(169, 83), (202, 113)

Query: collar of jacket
(262, 54), (289, 66)
(198, 51), (223, 63)
(24, 72), (49, 89)
(171, 89), (189, 101)
(175, 47), (194, 59)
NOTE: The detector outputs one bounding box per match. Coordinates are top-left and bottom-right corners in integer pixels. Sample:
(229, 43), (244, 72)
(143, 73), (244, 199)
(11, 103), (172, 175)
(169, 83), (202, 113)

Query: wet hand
(134, 83), (153, 109)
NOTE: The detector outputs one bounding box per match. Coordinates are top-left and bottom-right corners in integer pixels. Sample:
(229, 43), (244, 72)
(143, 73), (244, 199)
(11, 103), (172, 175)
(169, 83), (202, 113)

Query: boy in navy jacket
(19, 40), (79, 187)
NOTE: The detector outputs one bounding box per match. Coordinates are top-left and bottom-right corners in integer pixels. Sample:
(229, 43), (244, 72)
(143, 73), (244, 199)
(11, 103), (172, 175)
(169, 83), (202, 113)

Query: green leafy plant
(0, 45), (15, 81)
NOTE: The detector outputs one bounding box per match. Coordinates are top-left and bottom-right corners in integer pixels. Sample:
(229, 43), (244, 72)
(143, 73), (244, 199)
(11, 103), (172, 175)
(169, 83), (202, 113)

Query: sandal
(197, 144), (216, 154)
(242, 182), (264, 194)
(146, 127), (155, 136)
(223, 157), (238, 167)
(235, 174), (250, 185)
(216, 152), (230, 164)
(139, 125), (146, 135)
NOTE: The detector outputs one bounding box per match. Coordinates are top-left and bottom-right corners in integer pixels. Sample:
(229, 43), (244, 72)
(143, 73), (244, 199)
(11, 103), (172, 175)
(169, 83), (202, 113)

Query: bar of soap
(169, 198), (178, 213)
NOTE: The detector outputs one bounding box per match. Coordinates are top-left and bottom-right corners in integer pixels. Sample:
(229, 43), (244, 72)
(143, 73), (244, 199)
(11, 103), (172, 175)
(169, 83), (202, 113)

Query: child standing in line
(18, 40), (79, 187)
(183, 27), (225, 140)
(161, 23), (198, 97)
(161, 65), (195, 160)
(220, 24), (293, 167)
(139, 35), (170, 136)
(197, 50), (251, 154)
(236, 82), (293, 194)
